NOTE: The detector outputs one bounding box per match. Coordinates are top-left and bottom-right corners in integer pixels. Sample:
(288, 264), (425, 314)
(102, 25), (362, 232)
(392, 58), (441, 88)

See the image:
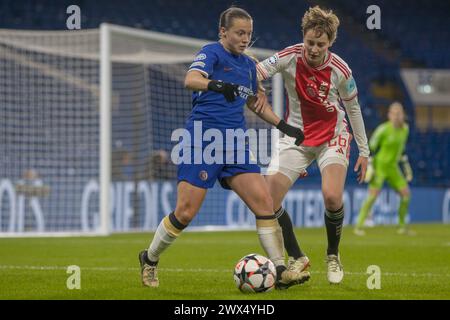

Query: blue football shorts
(177, 147), (261, 189)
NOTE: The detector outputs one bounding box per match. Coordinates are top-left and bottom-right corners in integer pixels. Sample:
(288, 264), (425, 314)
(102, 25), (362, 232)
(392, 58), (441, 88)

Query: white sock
(147, 216), (181, 262)
(256, 217), (285, 267)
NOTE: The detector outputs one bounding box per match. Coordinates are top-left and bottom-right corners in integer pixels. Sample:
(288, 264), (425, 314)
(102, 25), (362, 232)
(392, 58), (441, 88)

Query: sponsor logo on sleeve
(194, 53), (207, 61)
(268, 55), (278, 65)
(346, 76), (356, 92)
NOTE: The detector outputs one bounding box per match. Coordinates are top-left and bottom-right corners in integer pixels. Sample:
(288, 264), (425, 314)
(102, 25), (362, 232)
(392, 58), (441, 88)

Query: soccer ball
(233, 253), (277, 293)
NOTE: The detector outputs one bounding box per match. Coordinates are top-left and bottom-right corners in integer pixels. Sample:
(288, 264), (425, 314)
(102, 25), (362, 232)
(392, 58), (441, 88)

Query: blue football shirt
(186, 42), (257, 131)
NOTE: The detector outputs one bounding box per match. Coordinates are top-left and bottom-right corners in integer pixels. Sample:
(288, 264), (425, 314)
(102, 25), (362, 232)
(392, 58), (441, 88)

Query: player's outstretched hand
(208, 80), (239, 102)
(276, 120), (305, 146)
(354, 156), (369, 184)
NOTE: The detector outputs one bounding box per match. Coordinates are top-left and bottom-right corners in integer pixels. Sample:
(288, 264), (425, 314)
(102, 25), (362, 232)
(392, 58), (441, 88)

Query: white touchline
(0, 265), (449, 277)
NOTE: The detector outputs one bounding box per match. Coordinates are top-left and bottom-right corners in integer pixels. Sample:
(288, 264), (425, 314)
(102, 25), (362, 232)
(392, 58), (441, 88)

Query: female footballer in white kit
(254, 6), (370, 284)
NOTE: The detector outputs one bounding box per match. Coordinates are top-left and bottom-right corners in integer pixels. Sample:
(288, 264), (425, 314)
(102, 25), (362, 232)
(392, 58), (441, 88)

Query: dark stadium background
(1, 0), (448, 188)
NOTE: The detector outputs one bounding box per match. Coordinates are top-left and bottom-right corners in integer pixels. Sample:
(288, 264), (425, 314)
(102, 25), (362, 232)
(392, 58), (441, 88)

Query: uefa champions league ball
(233, 253), (277, 293)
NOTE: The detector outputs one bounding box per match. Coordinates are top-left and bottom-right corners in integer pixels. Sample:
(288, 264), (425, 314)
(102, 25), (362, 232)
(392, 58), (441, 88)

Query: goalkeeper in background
(354, 102), (413, 235)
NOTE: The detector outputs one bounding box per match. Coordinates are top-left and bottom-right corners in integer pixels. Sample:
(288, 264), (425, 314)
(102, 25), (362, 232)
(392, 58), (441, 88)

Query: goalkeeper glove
(207, 80), (239, 102)
(364, 156), (374, 183)
(276, 120), (305, 146)
(400, 154), (413, 182)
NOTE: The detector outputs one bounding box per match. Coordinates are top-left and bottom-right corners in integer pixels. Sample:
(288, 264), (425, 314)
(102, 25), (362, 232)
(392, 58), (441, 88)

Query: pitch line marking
(0, 265), (449, 277)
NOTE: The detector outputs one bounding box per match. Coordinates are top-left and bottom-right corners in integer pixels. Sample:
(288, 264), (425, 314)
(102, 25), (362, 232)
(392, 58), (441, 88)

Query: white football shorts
(267, 131), (352, 183)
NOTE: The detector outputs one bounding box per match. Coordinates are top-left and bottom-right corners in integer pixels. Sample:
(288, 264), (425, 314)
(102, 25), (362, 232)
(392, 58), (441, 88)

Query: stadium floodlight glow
(417, 84), (434, 94)
(0, 24), (282, 237)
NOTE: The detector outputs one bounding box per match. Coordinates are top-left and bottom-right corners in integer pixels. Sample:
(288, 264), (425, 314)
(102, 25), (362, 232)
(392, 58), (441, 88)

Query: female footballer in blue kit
(138, 7), (305, 289)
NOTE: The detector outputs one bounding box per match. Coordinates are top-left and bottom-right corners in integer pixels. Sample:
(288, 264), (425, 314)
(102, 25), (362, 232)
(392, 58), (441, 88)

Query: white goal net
(0, 24), (281, 236)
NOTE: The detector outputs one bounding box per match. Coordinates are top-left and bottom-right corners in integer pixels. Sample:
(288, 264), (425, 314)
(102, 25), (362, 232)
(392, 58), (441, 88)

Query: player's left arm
(338, 74), (370, 183)
(400, 154), (413, 182)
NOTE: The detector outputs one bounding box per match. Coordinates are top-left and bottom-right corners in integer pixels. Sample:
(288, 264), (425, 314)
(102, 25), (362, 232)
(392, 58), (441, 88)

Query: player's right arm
(184, 46), (239, 102)
(184, 70), (209, 91)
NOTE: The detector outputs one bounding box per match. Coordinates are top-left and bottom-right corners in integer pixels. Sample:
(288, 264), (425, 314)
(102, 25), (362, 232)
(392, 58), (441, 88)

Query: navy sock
(275, 207), (304, 259)
(324, 206), (344, 255)
(275, 265), (287, 281)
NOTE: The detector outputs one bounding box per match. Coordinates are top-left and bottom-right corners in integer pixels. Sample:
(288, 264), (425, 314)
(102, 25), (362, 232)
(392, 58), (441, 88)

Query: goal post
(0, 23), (283, 237)
(99, 23), (112, 236)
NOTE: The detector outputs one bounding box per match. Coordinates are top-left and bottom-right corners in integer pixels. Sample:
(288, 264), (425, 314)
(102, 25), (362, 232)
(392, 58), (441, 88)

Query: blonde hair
(301, 6), (340, 44)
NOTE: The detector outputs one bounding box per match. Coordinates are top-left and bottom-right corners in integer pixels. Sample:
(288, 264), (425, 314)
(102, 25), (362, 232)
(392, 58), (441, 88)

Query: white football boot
(139, 250), (159, 287)
(326, 254), (344, 284)
(279, 256), (311, 286)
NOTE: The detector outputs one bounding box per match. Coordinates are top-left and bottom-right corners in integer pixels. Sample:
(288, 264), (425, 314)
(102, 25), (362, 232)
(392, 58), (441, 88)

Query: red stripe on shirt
(332, 58), (350, 77)
(279, 48), (302, 58)
(331, 58), (350, 79)
(279, 45), (302, 56)
(333, 55), (351, 72)
(256, 63), (269, 80)
(331, 60), (349, 79)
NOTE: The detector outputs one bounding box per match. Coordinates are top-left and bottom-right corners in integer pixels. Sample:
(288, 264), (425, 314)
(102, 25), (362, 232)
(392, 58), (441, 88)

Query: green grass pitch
(0, 224), (449, 300)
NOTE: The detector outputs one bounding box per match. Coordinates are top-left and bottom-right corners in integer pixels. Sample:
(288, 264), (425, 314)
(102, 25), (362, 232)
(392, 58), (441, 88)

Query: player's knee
(260, 193), (274, 214)
(253, 190), (274, 214)
(263, 196), (274, 214)
(267, 187), (283, 210)
(266, 177), (289, 210)
(323, 191), (343, 211)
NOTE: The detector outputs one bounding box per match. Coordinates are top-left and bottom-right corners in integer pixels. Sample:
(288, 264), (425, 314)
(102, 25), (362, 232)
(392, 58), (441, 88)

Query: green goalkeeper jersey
(370, 121), (409, 167)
